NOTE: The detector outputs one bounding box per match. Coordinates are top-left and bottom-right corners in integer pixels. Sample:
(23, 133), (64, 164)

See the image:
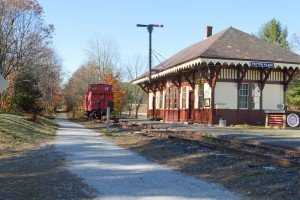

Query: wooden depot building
(133, 26), (300, 126)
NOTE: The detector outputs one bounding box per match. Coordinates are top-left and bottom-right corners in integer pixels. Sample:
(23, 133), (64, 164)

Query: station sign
(250, 61), (274, 68)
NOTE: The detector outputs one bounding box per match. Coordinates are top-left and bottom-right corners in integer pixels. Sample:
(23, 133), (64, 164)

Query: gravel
(55, 114), (241, 200)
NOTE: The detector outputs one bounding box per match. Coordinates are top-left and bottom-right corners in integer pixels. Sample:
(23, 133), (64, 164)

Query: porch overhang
(132, 57), (300, 85)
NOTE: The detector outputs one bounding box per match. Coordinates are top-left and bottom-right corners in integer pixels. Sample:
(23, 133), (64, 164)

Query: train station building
(132, 26), (300, 126)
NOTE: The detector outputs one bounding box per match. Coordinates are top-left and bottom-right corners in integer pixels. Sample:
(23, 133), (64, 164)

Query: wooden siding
(220, 68), (237, 79)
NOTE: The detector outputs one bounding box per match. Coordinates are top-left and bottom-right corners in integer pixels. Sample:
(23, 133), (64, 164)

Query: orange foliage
(103, 73), (126, 116)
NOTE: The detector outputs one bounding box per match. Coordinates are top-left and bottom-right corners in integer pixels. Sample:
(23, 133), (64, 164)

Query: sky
(39, 0), (300, 78)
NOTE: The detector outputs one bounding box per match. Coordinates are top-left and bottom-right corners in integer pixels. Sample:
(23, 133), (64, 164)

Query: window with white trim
(198, 84), (204, 108)
(239, 83), (248, 109)
(159, 91), (163, 109)
(182, 87), (186, 109)
(252, 83), (260, 110)
(169, 87), (173, 109)
(174, 87), (178, 109)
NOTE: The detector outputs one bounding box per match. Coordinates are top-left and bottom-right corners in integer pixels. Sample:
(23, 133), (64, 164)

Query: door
(188, 91), (194, 120)
(152, 96), (156, 118)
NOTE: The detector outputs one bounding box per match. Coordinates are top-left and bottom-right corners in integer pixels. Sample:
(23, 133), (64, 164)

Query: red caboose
(84, 84), (114, 119)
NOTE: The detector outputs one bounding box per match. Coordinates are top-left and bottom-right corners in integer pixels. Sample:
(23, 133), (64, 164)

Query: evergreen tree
(257, 18), (290, 50)
(286, 78), (300, 108)
(12, 71), (43, 114)
(258, 19), (300, 109)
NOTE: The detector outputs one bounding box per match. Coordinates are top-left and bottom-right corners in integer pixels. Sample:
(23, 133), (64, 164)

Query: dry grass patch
(0, 113), (57, 157)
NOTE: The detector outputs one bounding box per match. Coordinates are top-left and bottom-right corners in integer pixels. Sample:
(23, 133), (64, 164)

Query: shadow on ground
(115, 135), (300, 200)
(0, 145), (96, 199)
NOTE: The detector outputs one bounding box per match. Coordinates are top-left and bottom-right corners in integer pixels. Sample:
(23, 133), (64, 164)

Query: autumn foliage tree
(0, 0), (63, 114)
(64, 36), (126, 117)
(103, 73), (126, 116)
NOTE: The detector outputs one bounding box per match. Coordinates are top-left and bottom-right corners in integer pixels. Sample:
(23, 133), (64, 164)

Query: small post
(106, 107), (110, 133)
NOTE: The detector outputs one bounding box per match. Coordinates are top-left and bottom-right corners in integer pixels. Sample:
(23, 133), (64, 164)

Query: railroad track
(142, 129), (300, 168)
(119, 121), (300, 168)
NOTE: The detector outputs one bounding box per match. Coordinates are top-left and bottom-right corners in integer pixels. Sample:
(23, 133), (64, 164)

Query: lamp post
(137, 24), (163, 82)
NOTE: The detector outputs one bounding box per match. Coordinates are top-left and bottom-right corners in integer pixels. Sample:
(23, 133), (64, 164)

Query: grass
(0, 113), (58, 157)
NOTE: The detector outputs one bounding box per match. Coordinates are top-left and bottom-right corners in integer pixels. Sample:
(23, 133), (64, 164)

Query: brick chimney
(204, 26), (213, 39)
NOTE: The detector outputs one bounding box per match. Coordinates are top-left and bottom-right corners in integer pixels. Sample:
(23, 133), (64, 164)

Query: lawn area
(0, 113), (57, 157)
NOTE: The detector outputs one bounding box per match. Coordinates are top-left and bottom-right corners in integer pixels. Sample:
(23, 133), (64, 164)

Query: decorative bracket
(137, 83), (149, 93)
(283, 68), (299, 91)
(237, 65), (249, 88)
(182, 69), (196, 89)
(260, 68), (272, 90)
(198, 65), (210, 83)
(170, 75), (181, 88)
(209, 64), (221, 89)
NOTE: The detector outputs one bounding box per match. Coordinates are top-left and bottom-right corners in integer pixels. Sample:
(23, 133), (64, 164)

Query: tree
(0, 0), (54, 78)
(64, 35), (124, 116)
(86, 35), (120, 82)
(0, 0), (60, 113)
(103, 73), (126, 116)
(12, 70), (43, 114)
(63, 61), (99, 112)
(257, 19), (300, 110)
(34, 48), (63, 114)
(286, 77), (300, 109)
(125, 55), (148, 118)
(257, 18), (289, 50)
(286, 34), (300, 109)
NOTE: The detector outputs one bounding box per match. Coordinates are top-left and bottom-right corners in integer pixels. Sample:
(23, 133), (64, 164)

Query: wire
(152, 49), (166, 60)
(152, 49), (166, 69)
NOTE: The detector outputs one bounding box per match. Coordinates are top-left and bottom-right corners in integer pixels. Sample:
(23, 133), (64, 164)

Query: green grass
(0, 113), (58, 157)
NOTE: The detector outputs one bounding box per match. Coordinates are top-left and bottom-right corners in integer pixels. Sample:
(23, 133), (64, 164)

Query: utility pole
(137, 24), (163, 82)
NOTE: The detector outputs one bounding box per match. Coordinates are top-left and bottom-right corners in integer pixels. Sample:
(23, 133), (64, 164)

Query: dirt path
(55, 114), (241, 200)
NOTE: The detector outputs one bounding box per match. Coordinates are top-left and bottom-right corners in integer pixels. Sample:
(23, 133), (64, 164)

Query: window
(182, 87), (186, 109)
(198, 84), (204, 108)
(169, 87), (173, 109)
(165, 93), (168, 109)
(239, 83), (248, 109)
(174, 87), (178, 109)
(159, 91), (163, 109)
(252, 83), (260, 110)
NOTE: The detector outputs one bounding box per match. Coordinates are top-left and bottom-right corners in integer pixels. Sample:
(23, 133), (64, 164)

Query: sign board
(287, 113), (300, 127)
(250, 61), (274, 68)
(0, 75), (9, 93)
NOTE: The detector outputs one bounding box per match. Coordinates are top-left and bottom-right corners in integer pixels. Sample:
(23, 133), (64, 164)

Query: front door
(188, 91), (194, 120)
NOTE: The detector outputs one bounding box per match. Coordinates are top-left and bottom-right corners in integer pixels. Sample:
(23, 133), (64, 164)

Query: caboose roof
(133, 27), (300, 84)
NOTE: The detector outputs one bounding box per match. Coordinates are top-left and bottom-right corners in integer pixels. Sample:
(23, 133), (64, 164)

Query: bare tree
(85, 35), (120, 82)
(0, 0), (53, 78)
(63, 61), (99, 111)
(292, 34), (300, 51)
(126, 55), (147, 118)
(35, 48), (63, 113)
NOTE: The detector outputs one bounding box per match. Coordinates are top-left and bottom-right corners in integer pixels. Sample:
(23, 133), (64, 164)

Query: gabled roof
(133, 27), (300, 84)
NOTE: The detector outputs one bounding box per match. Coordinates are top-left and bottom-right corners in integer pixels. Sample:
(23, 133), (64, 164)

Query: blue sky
(39, 0), (300, 77)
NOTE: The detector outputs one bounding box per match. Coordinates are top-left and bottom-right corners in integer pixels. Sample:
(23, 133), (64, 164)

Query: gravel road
(55, 114), (241, 200)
